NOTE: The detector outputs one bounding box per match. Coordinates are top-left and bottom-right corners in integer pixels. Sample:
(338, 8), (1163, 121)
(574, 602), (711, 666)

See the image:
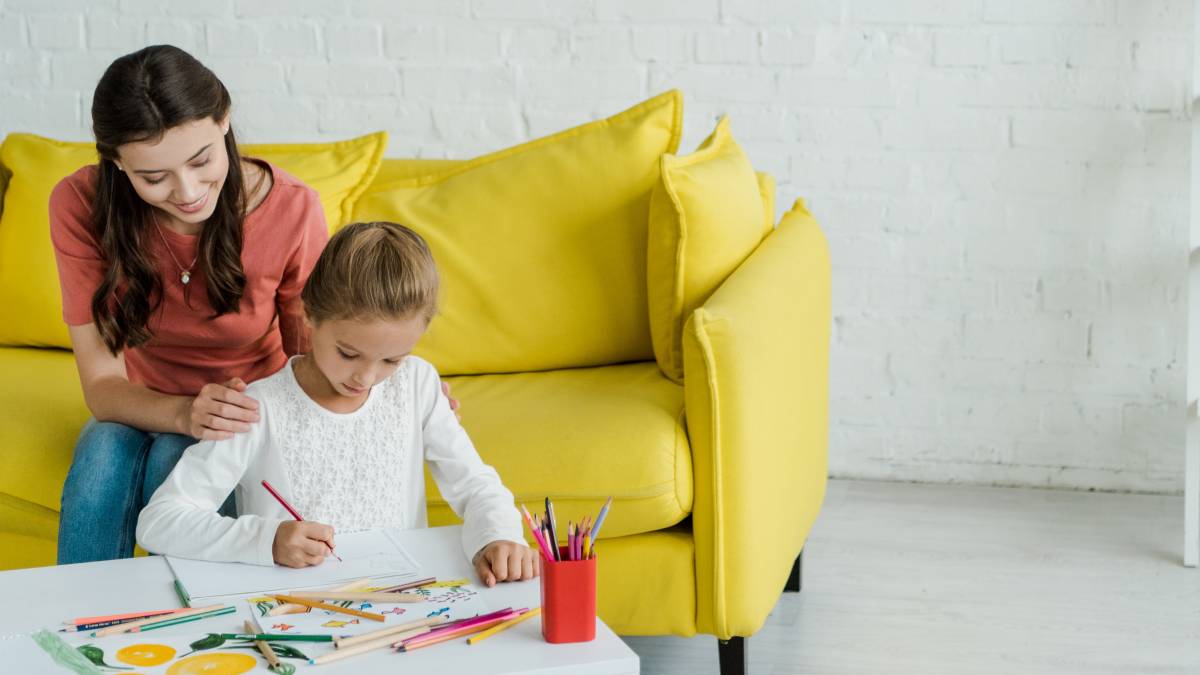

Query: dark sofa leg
(718, 636), (746, 675)
(784, 550), (802, 593)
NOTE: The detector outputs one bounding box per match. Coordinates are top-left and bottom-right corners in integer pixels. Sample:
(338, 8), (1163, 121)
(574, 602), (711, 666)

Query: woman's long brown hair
(90, 44), (247, 354)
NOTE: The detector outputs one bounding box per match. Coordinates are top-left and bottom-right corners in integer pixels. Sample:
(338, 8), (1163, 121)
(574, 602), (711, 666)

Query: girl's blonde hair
(302, 221), (439, 324)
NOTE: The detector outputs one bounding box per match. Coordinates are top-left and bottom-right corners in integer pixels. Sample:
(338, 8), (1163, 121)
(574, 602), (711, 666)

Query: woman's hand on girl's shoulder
(473, 540), (540, 587)
(441, 380), (461, 422)
(178, 377), (261, 440)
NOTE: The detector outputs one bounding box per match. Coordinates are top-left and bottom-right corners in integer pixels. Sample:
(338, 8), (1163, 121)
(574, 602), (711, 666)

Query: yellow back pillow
(0, 131), (386, 349)
(354, 90), (683, 376)
(647, 117), (768, 382)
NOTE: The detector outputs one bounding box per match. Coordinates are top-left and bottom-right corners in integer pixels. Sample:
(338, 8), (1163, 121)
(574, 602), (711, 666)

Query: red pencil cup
(539, 547), (597, 643)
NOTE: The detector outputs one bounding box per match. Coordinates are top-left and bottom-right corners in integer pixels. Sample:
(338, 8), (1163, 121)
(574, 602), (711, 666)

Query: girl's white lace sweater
(136, 355), (524, 565)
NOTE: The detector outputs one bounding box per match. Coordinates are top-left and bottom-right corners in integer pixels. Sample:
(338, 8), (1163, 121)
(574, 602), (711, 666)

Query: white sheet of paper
(167, 528), (420, 601)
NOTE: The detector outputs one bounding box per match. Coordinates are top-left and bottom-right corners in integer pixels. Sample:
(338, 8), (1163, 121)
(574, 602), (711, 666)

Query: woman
(49, 45), (329, 564)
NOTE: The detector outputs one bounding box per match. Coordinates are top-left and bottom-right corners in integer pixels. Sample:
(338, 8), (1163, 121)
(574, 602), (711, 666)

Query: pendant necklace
(152, 211), (199, 285)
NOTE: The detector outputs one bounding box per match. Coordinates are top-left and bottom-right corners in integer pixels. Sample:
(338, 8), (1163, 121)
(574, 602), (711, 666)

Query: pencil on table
(397, 617), (510, 653)
(245, 620), (281, 670)
(467, 607), (541, 645)
(373, 576), (436, 593)
(271, 595), (385, 622)
(135, 606), (236, 633)
(270, 577), (372, 616)
(333, 616), (446, 649)
(285, 591), (423, 603)
(309, 626), (430, 665)
(93, 604), (226, 637)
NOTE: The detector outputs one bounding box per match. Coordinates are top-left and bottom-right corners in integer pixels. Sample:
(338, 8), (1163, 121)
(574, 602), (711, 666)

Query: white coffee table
(0, 525), (639, 674)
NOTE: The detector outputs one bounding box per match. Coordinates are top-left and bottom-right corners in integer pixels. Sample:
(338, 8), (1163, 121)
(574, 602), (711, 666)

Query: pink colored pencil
(65, 608), (177, 626)
(261, 479), (341, 562)
(520, 505), (554, 562)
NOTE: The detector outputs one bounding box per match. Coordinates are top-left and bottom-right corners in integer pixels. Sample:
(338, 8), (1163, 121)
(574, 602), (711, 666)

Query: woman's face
(115, 116), (230, 226)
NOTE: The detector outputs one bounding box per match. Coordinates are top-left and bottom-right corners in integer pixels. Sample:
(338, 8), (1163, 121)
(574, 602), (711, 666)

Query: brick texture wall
(0, 0), (1191, 493)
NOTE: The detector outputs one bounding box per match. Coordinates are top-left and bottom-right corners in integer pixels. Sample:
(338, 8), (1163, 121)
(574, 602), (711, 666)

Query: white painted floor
(623, 479), (1200, 674)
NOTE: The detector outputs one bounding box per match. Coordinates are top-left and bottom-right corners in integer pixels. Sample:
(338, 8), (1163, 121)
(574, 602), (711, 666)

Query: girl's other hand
(473, 540), (540, 587)
(272, 521), (336, 568)
(180, 377), (261, 440)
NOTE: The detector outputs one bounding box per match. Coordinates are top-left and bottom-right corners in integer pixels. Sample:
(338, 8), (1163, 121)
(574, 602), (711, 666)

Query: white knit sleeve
(416, 360), (525, 563)
(136, 399), (284, 566)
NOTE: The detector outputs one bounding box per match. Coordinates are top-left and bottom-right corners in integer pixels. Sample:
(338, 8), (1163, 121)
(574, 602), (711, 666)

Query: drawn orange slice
(166, 652), (257, 675)
(116, 643), (176, 666)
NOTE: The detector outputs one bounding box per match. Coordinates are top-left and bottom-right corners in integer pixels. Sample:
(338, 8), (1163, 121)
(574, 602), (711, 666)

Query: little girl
(137, 222), (538, 587)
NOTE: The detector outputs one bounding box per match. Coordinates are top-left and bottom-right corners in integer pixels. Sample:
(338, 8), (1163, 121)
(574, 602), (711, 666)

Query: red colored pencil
(260, 479), (341, 561)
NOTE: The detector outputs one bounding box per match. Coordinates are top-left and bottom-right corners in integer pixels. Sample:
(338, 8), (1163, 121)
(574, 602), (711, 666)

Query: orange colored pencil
(271, 595), (385, 622)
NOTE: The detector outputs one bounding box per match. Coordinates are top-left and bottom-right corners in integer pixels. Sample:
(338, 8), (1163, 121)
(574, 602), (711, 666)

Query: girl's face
(306, 314), (429, 401)
(115, 116), (230, 226)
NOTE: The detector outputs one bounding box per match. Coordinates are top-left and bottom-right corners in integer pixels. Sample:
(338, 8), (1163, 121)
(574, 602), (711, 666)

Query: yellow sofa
(0, 93), (828, 674)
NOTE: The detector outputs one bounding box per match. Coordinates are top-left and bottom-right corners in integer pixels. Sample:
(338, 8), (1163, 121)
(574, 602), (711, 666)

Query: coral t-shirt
(49, 161), (328, 396)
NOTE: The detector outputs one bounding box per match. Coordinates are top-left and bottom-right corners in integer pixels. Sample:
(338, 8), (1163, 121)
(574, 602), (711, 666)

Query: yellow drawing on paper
(116, 643), (177, 666)
(166, 652), (257, 675)
(426, 578), (470, 588)
(321, 618), (360, 628)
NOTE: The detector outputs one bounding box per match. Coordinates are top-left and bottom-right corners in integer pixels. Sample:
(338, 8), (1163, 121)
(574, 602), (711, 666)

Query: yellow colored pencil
(271, 595), (385, 622)
(467, 607), (541, 645)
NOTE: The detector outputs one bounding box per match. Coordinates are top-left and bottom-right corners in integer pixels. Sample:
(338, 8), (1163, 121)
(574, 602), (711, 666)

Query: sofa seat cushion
(426, 361), (692, 540)
(0, 348), (89, 513)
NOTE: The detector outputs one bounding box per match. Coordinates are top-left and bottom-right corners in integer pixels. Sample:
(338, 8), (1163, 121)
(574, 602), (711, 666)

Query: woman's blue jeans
(57, 419), (235, 564)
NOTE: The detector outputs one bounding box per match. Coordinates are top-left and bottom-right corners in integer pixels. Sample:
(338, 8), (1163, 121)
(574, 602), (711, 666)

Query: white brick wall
(0, 0), (1191, 494)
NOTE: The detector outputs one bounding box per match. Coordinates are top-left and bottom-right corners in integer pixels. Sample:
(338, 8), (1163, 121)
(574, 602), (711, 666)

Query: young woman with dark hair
(49, 44), (329, 564)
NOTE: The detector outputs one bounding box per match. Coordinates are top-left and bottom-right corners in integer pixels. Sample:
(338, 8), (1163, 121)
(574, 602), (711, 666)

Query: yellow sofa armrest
(683, 199), (830, 639)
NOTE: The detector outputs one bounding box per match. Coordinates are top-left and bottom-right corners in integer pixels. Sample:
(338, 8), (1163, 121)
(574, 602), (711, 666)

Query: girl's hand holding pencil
(272, 521), (337, 568)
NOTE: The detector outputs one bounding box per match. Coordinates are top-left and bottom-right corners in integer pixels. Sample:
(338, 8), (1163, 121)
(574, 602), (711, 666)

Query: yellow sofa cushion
(0, 348), (88, 514)
(353, 91), (683, 376)
(0, 132), (386, 349)
(647, 117), (768, 383)
(426, 361), (692, 539)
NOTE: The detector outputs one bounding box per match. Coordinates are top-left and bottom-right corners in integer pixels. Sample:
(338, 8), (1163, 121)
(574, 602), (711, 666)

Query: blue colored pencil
(588, 497), (613, 558)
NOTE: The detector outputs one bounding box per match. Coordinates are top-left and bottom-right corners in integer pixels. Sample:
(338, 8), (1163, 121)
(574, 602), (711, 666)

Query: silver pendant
(181, 272), (191, 285)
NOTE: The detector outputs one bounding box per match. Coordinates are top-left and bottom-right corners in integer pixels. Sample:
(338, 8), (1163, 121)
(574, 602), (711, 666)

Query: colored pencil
(261, 479), (341, 561)
(93, 604), (225, 637)
(310, 626), (430, 665)
(374, 576), (436, 593)
(136, 606), (236, 633)
(271, 595), (385, 622)
(520, 505), (553, 562)
(285, 591), (423, 603)
(587, 496), (613, 558)
(407, 607), (514, 643)
(173, 579), (192, 608)
(467, 607), (541, 645)
(398, 618), (509, 653)
(545, 498), (560, 561)
(333, 617), (446, 649)
(245, 620), (282, 671)
(270, 577), (371, 616)
(218, 633), (335, 642)
(64, 608), (177, 627)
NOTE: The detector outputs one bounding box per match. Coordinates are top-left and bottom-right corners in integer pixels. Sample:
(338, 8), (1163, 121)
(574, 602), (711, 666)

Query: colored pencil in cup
(520, 505), (553, 562)
(545, 498), (560, 561)
(467, 607), (541, 645)
(261, 479), (341, 561)
(587, 496), (613, 558)
(271, 595), (385, 622)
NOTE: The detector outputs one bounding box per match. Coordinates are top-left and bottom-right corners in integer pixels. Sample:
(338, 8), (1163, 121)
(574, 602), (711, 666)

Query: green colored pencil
(173, 579), (192, 608)
(136, 606), (235, 633)
(217, 633), (335, 642)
